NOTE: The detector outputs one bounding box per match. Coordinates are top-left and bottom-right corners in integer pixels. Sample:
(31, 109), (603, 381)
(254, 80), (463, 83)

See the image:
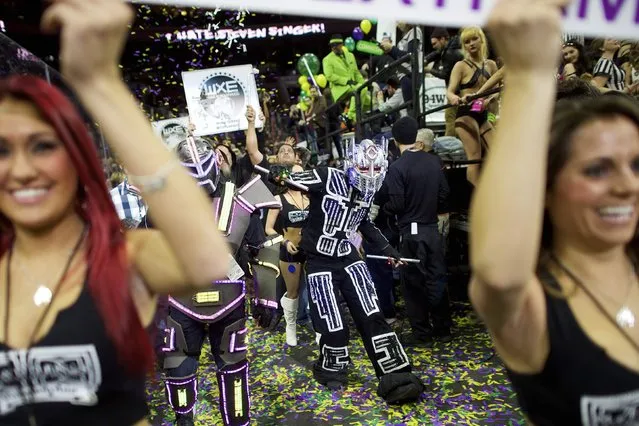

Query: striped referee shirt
(593, 57), (626, 91)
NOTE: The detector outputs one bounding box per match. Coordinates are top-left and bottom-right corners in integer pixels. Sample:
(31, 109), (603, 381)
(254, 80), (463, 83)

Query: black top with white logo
(279, 193), (309, 230)
(0, 284), (148, 425)
(507, 268), (639, 425)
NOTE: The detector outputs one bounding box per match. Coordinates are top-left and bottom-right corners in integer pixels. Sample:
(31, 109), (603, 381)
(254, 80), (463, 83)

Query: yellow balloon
(360, 19), (372, 35)
(298, 102), (309, 111)
(298, 76), (307, 86)
(301, 82), (311, 93)
(316, 74), (327, 89)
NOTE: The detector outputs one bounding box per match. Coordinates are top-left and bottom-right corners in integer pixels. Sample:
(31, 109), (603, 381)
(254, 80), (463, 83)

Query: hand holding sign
(246, 105), (256, 124)
(487, 0), (572, 74)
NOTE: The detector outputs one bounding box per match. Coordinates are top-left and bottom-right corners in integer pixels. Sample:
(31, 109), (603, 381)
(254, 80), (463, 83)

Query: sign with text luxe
(135, 0), (639, 39)
(182, 64), (263, 137)
(151, 117), (190, 150)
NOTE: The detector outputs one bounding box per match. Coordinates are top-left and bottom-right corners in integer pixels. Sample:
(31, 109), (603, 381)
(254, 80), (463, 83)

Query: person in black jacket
(424, 28), (465, 136)
(379, 24), (423, 109)
(384, 117), (452, 347)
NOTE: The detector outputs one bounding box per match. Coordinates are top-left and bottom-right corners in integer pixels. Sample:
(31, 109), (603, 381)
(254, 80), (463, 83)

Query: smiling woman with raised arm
(0, 1), (229, 425)
(469, 0), (639, 424)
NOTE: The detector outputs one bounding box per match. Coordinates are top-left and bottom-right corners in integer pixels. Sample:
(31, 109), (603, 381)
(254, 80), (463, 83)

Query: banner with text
(421, 78), (447, 126)
(135, 0), (639, 40)
(164, 22), (326, 43)
(151, 116), (190, 150)
(182, 64), (263, 137)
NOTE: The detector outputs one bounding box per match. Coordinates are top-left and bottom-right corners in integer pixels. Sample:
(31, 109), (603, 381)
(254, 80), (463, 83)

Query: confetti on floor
(146, 305), (525, 425)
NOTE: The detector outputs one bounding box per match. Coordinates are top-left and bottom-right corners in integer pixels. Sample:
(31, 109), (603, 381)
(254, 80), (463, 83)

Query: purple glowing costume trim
(234, 196), (256, 215)
(181, 141), (219, 193)
(215, 196), (252, 238)
(220, 362), (250, 426)
(236, 176), (283, 210)
(229, 327), (248, 353)
(161, 327), (176, 352)
(165, 375), (198, 414)
(237, 175), (260, 194)
(169, 280), (246, 321)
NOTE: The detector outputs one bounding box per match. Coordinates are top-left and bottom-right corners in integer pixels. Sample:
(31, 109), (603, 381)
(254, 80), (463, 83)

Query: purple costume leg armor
(160, 137), (280, 425)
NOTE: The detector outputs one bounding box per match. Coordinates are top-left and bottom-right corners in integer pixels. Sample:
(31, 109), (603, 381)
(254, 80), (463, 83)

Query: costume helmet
(343, 137), (389, 196)
(175, 136), (220, 195)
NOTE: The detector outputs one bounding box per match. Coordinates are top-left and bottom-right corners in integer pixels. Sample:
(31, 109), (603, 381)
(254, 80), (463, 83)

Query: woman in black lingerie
(447, 26), (498, 186)
(265, 164), (309, 347)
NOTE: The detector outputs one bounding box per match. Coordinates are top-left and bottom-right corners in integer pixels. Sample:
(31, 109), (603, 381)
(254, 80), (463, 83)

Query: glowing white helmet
(343, 137), (389, 196)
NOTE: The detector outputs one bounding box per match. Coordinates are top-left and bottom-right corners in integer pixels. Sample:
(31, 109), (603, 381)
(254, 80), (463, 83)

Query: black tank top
(507, 269), (639, 425)
(0, 283), (148, 425)
(279, 193), (309, 229)
(459, 60), (491, 91)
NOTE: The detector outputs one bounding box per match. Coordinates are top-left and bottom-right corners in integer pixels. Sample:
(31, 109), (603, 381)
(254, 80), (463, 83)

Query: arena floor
(147, 304), (525, 426)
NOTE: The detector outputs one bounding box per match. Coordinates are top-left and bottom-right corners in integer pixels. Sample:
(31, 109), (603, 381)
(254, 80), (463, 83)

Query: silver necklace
(14, 248), (76, 307)
(552, 254), (636, 329)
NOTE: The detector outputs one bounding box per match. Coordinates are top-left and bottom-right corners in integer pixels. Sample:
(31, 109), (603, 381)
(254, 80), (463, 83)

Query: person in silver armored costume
(160, 136), (280, 426)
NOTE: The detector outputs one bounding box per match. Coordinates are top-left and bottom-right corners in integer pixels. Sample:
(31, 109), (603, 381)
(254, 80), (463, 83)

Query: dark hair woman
(470, 0), (639, 424)
(561, 39), (591, 80)
(0, 1), (229, 425)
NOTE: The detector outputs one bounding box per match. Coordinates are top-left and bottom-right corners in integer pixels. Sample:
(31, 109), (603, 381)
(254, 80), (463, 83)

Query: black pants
(400, 224), (452, 339)
(306, 252), (412, 384)
(400, 75), (413, 103)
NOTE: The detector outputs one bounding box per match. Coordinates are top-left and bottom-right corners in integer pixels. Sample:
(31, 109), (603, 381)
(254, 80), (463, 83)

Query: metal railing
(353, 38), (421, 141)
(417, 87), (502, 122)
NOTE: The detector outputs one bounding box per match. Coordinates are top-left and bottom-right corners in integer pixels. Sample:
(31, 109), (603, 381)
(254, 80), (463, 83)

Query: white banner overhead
(134, 0), (639, 40)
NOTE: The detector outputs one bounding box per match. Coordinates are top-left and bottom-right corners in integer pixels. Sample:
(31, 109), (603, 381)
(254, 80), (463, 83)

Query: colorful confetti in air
(126, 5), (257, 121)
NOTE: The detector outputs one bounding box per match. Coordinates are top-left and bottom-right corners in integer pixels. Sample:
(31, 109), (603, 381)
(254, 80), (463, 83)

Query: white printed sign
(134, 0), (639, 40)
(182, 64), (264, 137)
(421, 78), (447, 126)
(151, 116), (190, 150)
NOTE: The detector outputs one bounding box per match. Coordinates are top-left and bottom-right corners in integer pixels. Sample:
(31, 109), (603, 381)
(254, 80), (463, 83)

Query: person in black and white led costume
(161, 136), (280, 426)
(267, 138), (423, 404)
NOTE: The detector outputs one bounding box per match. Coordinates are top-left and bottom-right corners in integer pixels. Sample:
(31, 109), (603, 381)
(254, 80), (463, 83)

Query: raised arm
(468, 0), (570, 372)
(42, 0), (229, 292)
(470, 3), (560, 290)
(244, 105), (265, 166)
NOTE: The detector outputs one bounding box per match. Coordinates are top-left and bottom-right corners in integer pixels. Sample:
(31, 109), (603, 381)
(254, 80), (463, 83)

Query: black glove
(347, 80), (357, 86)
(268, 164), (291, 187)
(382, 244), (401, 262)
(253, 304), (282, 330)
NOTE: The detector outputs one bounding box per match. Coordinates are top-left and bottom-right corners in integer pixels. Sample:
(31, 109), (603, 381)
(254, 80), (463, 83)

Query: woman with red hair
(0, 1), (229, 425)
